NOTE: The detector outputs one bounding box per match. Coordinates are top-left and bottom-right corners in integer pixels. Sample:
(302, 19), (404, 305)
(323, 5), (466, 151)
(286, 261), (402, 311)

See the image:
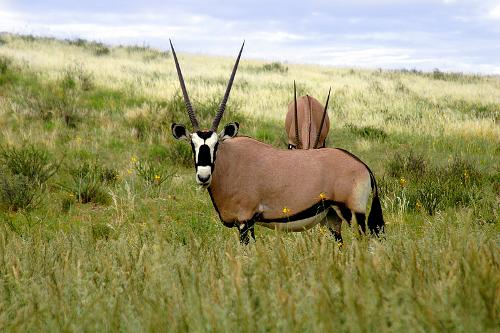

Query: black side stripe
(258, 200), (339, 223)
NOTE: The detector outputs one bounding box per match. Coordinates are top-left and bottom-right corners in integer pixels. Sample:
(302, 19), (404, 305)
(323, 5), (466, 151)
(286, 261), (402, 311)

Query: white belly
(256, 211), (328, 232)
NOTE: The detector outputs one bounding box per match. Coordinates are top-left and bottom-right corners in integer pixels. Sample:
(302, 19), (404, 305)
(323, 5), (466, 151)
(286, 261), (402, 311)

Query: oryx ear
(219, 122), (239, 141)
(171, 123), (191, 141)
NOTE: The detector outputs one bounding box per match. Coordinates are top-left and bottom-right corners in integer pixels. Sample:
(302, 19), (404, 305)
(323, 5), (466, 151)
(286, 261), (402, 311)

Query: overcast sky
(1, 0), (499, 74)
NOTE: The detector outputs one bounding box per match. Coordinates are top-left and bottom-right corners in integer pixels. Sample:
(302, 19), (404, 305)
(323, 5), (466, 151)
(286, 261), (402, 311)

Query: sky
(1, 0), (499, 74)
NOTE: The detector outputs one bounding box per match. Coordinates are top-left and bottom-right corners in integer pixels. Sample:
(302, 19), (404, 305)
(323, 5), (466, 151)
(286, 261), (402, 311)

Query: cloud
(487, 4), (500, 19)
(1, 1), (499, 74)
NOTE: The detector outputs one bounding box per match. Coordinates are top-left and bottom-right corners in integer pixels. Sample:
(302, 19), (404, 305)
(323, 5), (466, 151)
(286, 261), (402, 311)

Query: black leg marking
(222, 221), (235, 228)
(338, 206), (352, 226)
(355, 212), (366, 235)
(326, 210), (343, 244)
(239, 220), (256, 245)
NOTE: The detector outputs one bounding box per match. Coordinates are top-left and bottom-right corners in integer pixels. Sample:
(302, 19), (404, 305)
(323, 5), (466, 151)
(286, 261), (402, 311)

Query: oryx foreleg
(238, 220), (256, 245)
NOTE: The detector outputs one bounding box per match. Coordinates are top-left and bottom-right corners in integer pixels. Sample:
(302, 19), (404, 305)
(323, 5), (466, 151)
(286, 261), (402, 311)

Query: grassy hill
(0, 33), (499, 332)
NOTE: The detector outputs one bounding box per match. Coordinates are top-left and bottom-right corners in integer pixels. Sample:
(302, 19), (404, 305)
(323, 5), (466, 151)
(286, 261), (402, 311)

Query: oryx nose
(197, 174), (210, 183)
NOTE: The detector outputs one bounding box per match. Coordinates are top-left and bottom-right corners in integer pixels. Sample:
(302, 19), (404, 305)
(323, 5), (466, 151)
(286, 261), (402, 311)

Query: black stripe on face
(197, 144), (212, 166)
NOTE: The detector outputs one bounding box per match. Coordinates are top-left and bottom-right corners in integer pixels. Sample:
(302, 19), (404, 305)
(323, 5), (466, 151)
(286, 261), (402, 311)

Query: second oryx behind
(285, 82), (331, 149)
(169, 41), (385, 244)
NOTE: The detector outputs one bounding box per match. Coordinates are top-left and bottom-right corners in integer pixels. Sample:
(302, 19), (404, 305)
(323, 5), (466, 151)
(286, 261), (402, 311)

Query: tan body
(209, 136), (370, 230)
(285, 95), (330, 149)
(170, 40), (383, 244)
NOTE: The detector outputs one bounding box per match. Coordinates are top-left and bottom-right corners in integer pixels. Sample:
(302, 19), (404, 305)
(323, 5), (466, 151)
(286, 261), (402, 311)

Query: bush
(0, 145), (59, 186)
(387, 150), (427, 178)
(262, 62), (288, 73)
(0, 55), (11, 74)
(134, 159), (175, 189)
(67, 38), (88, 47)
(345, 124), (388, 141)
(9, 67), (91, 127)
(91, 222), (113, 241)
(92, 44), (110, 56)
(61, 65), (94, 91)
(166, 141), (193, 168)
(0, 55), (19, 86)
(0, 145), (60, 211)
(61, 161), (118, 205)
(0, 170), (43, 212)
(125, 44), (170, 61)
(384, 152), (485, 215)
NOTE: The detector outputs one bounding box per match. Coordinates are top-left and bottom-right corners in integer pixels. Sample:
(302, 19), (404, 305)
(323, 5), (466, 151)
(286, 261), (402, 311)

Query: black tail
(334, 148), (385, 236)
(367, 170), (385, 236)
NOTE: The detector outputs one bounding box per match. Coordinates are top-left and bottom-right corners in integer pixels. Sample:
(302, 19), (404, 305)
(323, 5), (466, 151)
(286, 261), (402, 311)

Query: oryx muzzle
(169, 41), (384, 245)
(285, 81), (331, 149)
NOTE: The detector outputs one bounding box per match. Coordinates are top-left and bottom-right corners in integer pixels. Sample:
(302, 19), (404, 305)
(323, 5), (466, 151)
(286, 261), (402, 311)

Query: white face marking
(197, 166), (211, 184)
(191, 132), (219, 186)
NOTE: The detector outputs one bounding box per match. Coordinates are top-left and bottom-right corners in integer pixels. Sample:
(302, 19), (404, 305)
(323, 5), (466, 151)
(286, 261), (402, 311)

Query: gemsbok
(169, 40), (385, 244)
(285, 82), (330, 149)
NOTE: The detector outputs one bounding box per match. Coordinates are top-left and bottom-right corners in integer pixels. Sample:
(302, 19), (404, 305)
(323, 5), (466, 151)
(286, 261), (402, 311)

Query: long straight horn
(293, 81), (300, 147)
(170, 40), (199, 131)
(313, 87), (331, 149)
(211, 41), (245, 131)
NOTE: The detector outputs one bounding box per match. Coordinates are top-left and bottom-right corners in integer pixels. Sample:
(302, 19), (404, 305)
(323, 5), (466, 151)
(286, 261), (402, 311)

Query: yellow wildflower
(318, 225), (328, 236)
(399, 177), (407, 187)
(416, 201), (422, 210)
(130, 156), (138, 163)
(154, 174), (161, 181)
(282, 207), (291, 215)
(127, 169), (133, 175)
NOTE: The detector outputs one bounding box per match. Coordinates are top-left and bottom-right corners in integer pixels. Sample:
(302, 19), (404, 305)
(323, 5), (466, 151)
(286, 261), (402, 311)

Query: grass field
(0, 33), (499, 332)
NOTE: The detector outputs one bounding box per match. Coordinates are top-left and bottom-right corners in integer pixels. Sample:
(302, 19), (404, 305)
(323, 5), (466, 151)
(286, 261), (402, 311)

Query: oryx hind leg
(350, 176), (371, 235)
(324, 210), (343, 243)
(354, 212), (367, 235)
(324, 205), (353, 244)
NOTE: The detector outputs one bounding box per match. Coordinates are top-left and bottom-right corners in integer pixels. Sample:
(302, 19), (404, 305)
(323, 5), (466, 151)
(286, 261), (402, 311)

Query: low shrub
(345, 124), (388, 141)
(0, 55), (19, 86)
(0, 145), (60, 186)
(0, 170), (43, 212)
(166, 141), (193, 168)
(61, 65), (94, 91)
(0, 55), (11, 74)
(261, 62), (288, 73)
(387, 150), (427, 178)
(0, 145), (59, 211)
(92, 44), (110, 56)
(134, 159), (175, 188)
(384, 152), (485, 215)
(61, 161), (118, 205)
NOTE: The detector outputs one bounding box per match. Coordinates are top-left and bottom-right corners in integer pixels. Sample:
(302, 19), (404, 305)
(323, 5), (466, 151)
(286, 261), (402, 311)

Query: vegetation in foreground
(0, 33), (499, 332)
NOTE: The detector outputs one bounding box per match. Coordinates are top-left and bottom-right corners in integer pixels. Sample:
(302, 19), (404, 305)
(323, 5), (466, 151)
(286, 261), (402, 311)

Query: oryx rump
(285, 82), (331, 149)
